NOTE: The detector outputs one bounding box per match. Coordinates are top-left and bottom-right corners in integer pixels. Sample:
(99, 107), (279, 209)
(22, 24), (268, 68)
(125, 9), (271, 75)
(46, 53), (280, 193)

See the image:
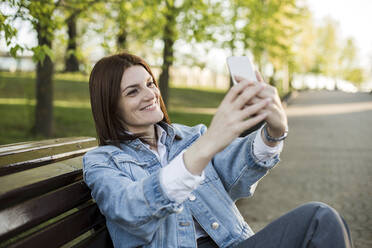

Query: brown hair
(89, 52), (171, 148)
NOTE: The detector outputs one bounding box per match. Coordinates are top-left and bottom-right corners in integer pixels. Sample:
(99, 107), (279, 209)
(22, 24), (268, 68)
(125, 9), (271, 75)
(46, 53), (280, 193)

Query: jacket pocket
(114, 156), (150, 181)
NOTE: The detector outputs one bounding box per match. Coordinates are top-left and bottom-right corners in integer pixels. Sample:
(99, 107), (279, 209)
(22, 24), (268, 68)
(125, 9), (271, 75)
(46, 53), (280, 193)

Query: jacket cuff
(250, 130), (281, 169)
(253, 125), (283, 161)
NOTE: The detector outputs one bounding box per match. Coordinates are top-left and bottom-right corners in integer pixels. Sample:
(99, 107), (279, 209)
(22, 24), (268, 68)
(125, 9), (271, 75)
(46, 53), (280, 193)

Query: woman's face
(118, 65), (164, 133)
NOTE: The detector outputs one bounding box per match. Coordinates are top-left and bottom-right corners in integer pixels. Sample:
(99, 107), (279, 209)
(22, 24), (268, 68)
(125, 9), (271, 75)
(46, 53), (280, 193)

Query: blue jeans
(198, 202), (353, 248)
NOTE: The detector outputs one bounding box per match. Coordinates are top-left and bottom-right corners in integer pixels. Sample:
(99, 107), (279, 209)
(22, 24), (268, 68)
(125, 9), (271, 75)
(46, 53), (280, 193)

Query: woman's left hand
(235, 72), (288, 138)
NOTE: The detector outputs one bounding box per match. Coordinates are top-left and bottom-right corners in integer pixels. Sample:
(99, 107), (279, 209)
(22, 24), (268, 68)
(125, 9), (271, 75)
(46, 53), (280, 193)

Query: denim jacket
(83, 122), (280, 248)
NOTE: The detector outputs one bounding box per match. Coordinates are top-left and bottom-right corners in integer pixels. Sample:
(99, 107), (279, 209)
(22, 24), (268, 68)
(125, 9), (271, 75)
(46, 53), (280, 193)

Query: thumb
(255, 71), (265, 83)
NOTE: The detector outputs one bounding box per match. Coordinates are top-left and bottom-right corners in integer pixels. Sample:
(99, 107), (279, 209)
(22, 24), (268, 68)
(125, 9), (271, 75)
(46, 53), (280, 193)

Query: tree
(312, 18), (340, 76)
(7, 0), (62, 137)
(222, 0), (304, 91)
(156, 0), (221, 107)
(64, 10), (79, 71)
(158, 1), (178, 107)
(292, 8), (317, 74)
(339, 38), (365, 84)
(61, 0), (103, 72)
(91, 0), (221, 106)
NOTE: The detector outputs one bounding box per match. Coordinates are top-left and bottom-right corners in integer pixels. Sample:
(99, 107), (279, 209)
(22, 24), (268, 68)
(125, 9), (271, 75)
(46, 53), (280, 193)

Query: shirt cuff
(159, 150), (205, 204)
(253, 125), (283, 162)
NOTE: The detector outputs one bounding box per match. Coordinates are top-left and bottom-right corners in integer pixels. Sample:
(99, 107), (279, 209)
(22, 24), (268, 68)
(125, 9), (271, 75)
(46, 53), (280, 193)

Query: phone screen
(226, 56), (257, 85)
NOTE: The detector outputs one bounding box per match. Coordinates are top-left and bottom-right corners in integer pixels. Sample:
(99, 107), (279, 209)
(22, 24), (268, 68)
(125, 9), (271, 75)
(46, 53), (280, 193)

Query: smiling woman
(88, 53), (170, 148)
(117, 66), (164, 141)
(83, 52), (353, 248)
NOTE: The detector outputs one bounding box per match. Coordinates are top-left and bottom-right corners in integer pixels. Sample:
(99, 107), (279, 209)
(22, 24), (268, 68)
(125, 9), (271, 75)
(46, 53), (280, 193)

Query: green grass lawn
(0, 72), (219, 145)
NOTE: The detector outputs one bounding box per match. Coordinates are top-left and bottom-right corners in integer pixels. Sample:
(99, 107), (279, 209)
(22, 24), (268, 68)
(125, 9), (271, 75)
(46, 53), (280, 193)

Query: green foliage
(9, 44), (23, 57)
(343, 68), (365, 84)
(4, 0), (60, 62)
(0, 12), (17, 43)
(294, 15), (366, 84)
(0, 8), (24, 57)
(31, 44), (54, 65)
(218, 0), (304, 92)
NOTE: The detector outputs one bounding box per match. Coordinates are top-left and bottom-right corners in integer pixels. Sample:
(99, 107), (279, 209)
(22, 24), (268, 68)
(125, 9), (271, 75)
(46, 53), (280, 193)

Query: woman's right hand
(206, 79), (271, 153)
(183, 80), (270, 175)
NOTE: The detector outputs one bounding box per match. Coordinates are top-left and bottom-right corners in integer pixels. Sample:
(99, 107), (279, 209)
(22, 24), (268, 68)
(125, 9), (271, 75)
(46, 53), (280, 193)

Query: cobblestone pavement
(237, 91), (372, 248)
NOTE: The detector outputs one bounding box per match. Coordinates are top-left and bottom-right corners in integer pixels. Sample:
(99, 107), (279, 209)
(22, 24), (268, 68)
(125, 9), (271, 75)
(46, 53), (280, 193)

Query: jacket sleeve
(82, 149), (183, 243)
(201, 124), (281, 201)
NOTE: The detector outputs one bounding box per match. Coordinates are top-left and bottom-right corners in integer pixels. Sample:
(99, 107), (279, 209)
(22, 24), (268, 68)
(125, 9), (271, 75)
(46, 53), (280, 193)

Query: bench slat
(0, 170), (82, 211)
(0, 148), (94, 177)
(0, 181), (91, 242)
(0, 137), (113, 247)
(7, 203), (104, 248)
(0, 142), (96, 176)
(0, 137), (96, 156)
(0, 156), (83, 197)
(72, 227), (113, 248)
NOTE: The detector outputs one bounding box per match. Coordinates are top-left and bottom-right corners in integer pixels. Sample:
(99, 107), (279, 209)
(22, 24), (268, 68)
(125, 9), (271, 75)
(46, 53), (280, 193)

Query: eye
(127, 89), (138, 96)
(147, 81), (155, 87)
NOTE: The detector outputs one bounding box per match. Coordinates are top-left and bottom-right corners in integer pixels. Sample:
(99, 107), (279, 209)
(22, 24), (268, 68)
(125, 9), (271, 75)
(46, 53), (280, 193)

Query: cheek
(154, 88), (162, 101)
(118, 98), (135, 119)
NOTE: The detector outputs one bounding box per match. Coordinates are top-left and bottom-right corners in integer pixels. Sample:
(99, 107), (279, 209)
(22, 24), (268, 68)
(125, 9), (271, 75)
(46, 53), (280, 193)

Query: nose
(143, 86), (156, 101)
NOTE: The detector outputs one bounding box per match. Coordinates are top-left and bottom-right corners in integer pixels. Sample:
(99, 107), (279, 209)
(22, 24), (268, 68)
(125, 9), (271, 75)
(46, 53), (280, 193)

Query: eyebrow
(123, 76), (153, 92)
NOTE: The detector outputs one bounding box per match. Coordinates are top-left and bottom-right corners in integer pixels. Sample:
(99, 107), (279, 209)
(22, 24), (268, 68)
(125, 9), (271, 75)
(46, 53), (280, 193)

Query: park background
(1, 0), (371, 247)
(1, 0), (371, 144)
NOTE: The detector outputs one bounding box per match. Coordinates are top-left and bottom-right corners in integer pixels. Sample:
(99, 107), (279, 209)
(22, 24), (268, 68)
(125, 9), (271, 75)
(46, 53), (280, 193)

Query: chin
(154, 112), (164, 123)
(146, 111), (164, 125)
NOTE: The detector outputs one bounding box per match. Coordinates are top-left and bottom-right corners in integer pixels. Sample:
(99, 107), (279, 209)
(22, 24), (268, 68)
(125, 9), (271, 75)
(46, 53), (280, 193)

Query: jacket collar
(122, 121), (177, 151)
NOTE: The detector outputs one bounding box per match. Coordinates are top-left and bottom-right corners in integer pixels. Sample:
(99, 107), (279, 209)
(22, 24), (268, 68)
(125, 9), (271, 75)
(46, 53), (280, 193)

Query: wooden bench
(0, 137), (114, 248)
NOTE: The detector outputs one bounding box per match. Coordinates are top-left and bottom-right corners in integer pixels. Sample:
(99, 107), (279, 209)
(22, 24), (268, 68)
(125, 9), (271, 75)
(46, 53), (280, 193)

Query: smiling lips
(140, 101), (158, 111)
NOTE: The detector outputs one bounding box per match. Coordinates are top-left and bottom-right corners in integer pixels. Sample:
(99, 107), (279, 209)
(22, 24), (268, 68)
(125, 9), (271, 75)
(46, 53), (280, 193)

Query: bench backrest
(0, 137), (114, 248)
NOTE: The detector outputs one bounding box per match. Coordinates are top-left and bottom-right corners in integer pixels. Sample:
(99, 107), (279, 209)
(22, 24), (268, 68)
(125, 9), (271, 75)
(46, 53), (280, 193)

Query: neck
(128, 124), (158, 148)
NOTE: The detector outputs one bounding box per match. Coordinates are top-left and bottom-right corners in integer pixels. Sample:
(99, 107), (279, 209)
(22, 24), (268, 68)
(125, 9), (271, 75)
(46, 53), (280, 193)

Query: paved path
(237, 91), (372, 248)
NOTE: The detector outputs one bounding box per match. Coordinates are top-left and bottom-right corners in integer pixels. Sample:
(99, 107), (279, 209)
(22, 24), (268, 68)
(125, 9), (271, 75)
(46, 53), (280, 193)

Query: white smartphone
(226, 56), (257, 85)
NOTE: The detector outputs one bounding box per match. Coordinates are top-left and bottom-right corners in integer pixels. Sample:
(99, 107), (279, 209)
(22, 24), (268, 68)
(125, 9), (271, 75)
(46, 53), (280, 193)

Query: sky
(307, 0), (372, 68)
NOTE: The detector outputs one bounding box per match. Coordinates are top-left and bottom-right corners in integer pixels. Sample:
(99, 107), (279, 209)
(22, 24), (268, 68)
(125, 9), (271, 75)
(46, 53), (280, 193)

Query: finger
(255, 86), (281, 104)
(234, 84), (265, 109)
(255, 70), (265, 83)
(234, 75), (244, 83)
(248, 96), (263, 105)
(255, 70), (264, 83)
(248, 96), (275, 109)
(223, 80), (254, 104)
(240, 112), (268, 131)
(240, 98), (271, 119)
(234, 75), (257, 84)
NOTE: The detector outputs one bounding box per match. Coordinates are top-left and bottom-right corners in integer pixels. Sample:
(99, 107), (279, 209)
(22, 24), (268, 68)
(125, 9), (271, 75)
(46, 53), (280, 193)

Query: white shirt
(144, 124), (283, 239)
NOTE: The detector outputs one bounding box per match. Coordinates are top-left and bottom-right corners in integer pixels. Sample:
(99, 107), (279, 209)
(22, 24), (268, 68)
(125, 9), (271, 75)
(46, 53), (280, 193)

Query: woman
(83, 52), (353, 248)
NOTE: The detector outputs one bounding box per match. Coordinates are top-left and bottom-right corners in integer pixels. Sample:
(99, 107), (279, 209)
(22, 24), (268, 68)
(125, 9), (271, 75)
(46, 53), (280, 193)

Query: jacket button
(188, 194), (196, 201)
(175, 206), (184, 213)
(211, 222), (219, 230)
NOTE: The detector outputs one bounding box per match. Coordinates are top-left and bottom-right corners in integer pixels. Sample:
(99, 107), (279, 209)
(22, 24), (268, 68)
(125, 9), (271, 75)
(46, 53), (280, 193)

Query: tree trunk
(229, 6), (238, 89)
(33, 24), (54, 137)
(65, 13), (79, 72)
(117, 29), (128, 51)
(228, 36), (235, 88)
(158, 11), (176, 108)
